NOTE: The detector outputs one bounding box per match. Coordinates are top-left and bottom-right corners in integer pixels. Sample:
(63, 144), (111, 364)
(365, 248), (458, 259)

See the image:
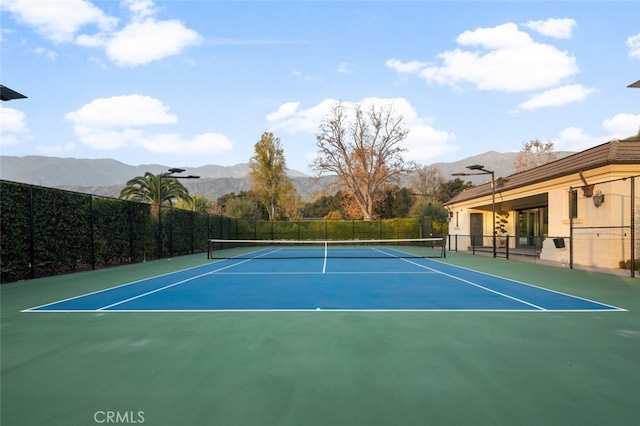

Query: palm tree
(176, 194), (210, 213)
(119, 172), (192, 209)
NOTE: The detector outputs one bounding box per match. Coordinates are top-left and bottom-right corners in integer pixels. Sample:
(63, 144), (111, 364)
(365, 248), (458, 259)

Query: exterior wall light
(593, 190), (605, 208)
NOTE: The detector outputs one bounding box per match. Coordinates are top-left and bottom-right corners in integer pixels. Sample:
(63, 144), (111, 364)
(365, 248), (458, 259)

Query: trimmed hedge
(0, 181), (235, 283)
(1, 180), (447, 283)
(238, 217), (444, 241)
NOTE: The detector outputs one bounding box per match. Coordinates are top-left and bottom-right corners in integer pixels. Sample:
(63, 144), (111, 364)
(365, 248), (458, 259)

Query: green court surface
(2, 252), (640, 425)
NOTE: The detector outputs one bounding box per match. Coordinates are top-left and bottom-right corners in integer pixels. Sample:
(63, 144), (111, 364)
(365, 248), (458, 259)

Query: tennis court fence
(1, 181), (448, 283)
(1, 181), (237, 283)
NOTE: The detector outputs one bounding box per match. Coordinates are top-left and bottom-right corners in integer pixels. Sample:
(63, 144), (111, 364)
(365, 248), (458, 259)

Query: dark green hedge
(238, 217), (444, 241)
(1, 180), (445, 283)
(1, 182), (32, 282)
(0, 181), (234, 283)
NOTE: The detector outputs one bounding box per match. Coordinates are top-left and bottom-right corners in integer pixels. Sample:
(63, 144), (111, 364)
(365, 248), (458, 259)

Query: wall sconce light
(593, 190), (605, 208)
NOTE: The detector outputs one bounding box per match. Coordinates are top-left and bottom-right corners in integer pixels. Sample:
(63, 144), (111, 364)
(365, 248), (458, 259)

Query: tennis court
(23, 239), (620, 313)
(2, 244), (640, 426)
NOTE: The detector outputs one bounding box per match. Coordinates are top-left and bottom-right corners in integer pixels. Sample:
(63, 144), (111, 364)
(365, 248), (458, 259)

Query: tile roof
(445, 139), (640, 205)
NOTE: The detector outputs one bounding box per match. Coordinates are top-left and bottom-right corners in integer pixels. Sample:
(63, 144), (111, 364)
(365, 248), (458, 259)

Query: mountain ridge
(0, 151), (573, 201)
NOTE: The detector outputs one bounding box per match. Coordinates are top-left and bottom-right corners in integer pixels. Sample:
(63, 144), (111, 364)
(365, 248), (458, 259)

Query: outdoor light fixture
(593, 191), (605, 208)
(0, 85), (27, 101)
(158, 168), (200, 259)
(452, 164), (497, 258)
(466, 164), (485, 171)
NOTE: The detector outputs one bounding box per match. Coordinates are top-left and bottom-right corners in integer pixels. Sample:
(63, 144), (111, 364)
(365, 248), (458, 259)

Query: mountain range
(0, 151), (572, 201)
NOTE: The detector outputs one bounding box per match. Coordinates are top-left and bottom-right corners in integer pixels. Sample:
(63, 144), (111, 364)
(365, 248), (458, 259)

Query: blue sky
(1, 0), (639, 174)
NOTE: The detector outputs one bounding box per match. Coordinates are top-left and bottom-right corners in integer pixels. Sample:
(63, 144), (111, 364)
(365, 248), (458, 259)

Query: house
(444, 138), (640, 275)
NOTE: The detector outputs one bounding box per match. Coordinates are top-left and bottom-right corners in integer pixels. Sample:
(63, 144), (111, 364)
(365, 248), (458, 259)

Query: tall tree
(313, 101), (414, 220)
(176, 194), (209, 213)
(409, 198), (449, 222)
(216, 191), (267, 218)
(513, 139), (558, 173)
(119, 172), (192, 208)
(435, 178), (474, 203)
(249, 132), (296, 221)
(278, 181), (304, 220)
(375, 186), (415, 219)
(303, 191), (344, 218)
(224, 197), (263, 223)
(411, 165), (445, 199)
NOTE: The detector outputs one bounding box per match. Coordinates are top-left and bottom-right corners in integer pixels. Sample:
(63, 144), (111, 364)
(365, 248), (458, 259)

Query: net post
(442, 236), (446, 258)
(506, 235), (510, 259)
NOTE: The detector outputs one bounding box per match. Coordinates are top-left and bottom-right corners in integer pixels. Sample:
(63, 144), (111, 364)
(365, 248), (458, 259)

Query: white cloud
(137, 133), (233, 155)
(124, 0), (158, 21)
(554, 127), (597, 152)
(389, 22), (578, 92)
(65, 94), (178, 128)
(403, 125), (458, 163)
(1, 0), (201, 67)
(517, 84), (597, 111)
(457, 23), (533, 49)
(33, 47), (57, 60)
(71, 126), (144, 150)
(64, 94), (234, 155)
(105, 18), (202, 67)
(385, 59), (429, 74)
(36, 142), (77, 155)
(266, 97), (457, 163)
(523, 18), (577, 39)
(268, 98), (338, 134)
(602, 113), (640, 136)
(0, 0), (118, 43)
(0, 105), (31, 146)
(555, 113), (640, 152)
(627, 33), (640, 60)
(266, 102), (300, 122)
(337, 62), (356, 74)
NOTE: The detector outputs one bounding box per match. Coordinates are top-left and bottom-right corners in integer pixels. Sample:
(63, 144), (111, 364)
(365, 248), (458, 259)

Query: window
(569, 189), (578, 219)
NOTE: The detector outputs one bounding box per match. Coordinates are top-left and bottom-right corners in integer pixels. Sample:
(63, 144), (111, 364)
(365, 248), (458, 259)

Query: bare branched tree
(513, 139), (558, 173)
(313, 101), (414, 220)
(411, 165), (445, 200)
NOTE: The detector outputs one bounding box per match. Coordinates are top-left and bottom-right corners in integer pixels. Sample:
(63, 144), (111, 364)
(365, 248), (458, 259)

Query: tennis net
(207, 237), (446, 260)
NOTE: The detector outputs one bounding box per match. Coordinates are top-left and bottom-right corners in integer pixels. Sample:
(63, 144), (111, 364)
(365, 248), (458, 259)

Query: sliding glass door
(517, 208), (547, 248)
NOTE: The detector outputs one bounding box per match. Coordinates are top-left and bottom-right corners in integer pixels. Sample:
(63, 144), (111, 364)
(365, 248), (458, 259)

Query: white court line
(213, 271), (438, 275)
(25, 308), (623, 313)
(21, 260), (230, 312)
(23, 246), (626, 313)
(96, 258), (254, 310)
(22, 248), (281, 313)
(96, 249), (284, 311)
(322, 241), (328, 273)
(425, 257), (627, 312)
(375, 248), (547, 310)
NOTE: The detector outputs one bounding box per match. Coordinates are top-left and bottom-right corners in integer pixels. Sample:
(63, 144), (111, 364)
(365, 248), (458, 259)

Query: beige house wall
(447, 164), (639, 271)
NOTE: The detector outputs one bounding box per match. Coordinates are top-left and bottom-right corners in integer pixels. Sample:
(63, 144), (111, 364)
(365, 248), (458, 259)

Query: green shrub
(619, 259), (640, 271)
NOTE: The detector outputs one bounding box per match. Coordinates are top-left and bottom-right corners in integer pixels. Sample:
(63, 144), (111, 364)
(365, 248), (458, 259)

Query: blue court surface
(24, 246), (624, 313)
